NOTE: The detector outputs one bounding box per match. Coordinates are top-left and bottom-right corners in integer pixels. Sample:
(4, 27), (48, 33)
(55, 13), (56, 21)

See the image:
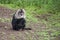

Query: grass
(0, 18), (11, 22)
(0, 0), (60, 40)
(0, 4), (60, 40)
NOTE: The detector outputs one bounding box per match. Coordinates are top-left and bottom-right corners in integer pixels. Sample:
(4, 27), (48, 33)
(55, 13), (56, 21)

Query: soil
(0, 6), (41, 40)
(0, 6), (60, 40)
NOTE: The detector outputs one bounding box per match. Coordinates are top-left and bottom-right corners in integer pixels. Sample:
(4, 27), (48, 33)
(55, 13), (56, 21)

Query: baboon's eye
(18, 12), (23, 16)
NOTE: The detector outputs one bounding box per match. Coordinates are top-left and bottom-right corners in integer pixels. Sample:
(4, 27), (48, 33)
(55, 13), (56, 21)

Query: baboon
(12, 9), (26, 31)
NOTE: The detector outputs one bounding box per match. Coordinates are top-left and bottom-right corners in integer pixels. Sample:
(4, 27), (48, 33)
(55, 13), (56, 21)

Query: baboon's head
(15, 9), (26, 19)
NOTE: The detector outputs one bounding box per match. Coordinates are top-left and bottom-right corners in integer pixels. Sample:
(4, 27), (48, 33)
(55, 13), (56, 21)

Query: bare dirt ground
(0, 6), (41, 40)
(0, 6), (60, 40)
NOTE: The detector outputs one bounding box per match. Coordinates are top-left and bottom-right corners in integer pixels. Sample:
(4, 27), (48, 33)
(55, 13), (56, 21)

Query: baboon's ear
(22, 9), (26, 13)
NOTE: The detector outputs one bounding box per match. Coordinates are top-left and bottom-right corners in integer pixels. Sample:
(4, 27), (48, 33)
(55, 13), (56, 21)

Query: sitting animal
(12, 9), (26, 31)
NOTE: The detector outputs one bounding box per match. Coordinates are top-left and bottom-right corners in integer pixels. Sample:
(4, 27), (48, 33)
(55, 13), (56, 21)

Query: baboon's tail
(24, 28), (32, 30)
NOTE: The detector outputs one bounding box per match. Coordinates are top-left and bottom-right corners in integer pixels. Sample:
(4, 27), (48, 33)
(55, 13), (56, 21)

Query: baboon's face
(18, 9), (24, 16)
(15, 9), (26, 19)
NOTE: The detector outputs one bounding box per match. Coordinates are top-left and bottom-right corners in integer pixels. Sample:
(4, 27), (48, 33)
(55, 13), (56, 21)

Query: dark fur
(12, 14), (26, 31)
